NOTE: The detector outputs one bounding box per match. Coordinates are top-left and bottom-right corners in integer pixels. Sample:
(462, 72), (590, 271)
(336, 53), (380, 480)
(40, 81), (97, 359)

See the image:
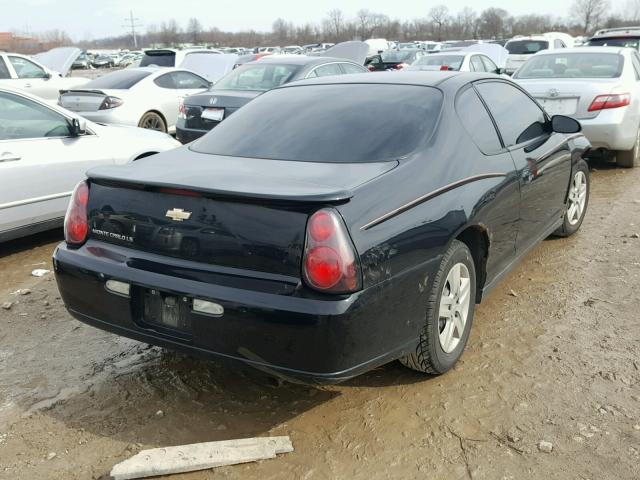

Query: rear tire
(400, 240), (476, 375)
(138, 112), (167, 132)
(553, 160), (589, 237)
(617, 127), (639, 168)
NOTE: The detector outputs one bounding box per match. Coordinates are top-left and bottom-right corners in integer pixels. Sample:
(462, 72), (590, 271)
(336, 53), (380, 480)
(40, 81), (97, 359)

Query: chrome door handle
(0, 152), (21, 162)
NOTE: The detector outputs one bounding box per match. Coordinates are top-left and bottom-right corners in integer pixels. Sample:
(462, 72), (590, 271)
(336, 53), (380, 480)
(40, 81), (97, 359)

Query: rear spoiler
(59, 89), (106, 95)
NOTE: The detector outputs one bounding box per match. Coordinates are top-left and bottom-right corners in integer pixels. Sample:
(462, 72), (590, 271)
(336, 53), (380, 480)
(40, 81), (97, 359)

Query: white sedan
(0, 48), (89, 102)
(0, 87), (181, 242)
(514, 47), (640, 167)
(59, 67), (211, 133)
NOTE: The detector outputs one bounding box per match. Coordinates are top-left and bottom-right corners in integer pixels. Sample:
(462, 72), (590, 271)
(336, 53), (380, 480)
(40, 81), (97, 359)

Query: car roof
(276, 71), (499, 90)
(592, 26), (640, 37)
(255, 55), (358, 66)
(533, 46), (626, 55)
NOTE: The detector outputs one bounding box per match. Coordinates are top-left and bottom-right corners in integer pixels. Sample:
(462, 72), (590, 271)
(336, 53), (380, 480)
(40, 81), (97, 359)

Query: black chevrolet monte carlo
(54, 72), (591, 384)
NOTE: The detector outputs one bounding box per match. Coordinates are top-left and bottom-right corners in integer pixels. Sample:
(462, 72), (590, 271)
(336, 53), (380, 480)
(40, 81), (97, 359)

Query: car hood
(184, 89), (262, 108)
(462, 44), (509, 68)
(179, 53), (239, 83)
(308, 41), (369, 64)
(33, 47), (82, 77)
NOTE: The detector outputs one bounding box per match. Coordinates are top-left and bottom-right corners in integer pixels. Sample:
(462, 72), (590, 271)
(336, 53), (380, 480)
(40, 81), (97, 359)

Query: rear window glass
(192, 84), (443, 163)
(140, 51), (176, 67)
(214, 63), (300, 91)
(380, 50), (413, 62)
(514, 53), (624, 79)
(506, 40), (549, 54)
(413, 55), (464, 70)
(85, 70), (151, 89)
(586, 37), (640, 49)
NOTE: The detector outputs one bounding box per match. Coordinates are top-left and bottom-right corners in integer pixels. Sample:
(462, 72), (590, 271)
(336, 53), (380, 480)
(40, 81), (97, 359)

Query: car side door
(306, 63), (344, 78)
(0, 91), (113, 236)
(6, 55), (57, 100)
(152, 72), (182, 131)
(475, 80), (572, 252)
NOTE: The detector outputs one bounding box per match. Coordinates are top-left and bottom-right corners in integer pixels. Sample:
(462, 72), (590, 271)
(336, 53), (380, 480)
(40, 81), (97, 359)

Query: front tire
(400, 240), (476, 375)
(617, 127), (639, 168)
(553, 160), (589, 237)
(138, 112), (167, 132)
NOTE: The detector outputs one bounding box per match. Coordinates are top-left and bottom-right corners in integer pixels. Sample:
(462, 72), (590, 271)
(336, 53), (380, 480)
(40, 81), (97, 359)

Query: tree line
(53, 0), (640, 49)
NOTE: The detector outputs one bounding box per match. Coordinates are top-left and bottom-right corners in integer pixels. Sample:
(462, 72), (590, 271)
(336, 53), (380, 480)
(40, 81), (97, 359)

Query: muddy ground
(0, 162), (639, 480)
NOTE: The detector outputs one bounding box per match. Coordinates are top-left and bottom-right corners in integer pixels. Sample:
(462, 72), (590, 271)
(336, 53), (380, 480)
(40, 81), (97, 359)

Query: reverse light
(99, 96), (124, 110)
(64, 181), (89, 246)
(588, 93), (630, 112)
(302, 209), (361, 293)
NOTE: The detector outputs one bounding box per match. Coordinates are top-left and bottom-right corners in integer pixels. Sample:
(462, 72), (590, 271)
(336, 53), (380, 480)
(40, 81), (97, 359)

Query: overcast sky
(3, 0), (587, 40)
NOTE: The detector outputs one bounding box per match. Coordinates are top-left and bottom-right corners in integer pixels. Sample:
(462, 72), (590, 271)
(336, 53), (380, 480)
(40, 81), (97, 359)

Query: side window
(476, 82), (547, 147)
(8, 56), (47, 79)
(340, 63), (366, 74)
(153, 73), (176, 89)
(481, 55), (498, 73)
(554, 40), (567, 49)
(312, 63), (343, 77)
(631, 52), (640, 80)
(456, 86), (502, 155)
(470, 56), (485, 72)
(173, 71), (209, 89)
(0, 92), (72, 140)
(0, 58), (10, 79)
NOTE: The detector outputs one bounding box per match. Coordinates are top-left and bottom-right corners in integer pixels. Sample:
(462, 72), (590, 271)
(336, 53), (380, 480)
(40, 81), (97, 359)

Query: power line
(122, 11), (143, 48)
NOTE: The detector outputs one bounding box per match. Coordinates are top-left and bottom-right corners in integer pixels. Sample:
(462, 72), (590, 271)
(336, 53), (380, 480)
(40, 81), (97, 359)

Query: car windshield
(506, 40), (549, 54)
(380, 50), (413, 62)
(140, 51), (176, 67)
(192, 84), (443, 163)
(85, 70), (152, 89)
(413, 55), (464, 70)
(214, 63), (300, 91)
(514, 53), (624, 79)
(586, 37), (640, 49)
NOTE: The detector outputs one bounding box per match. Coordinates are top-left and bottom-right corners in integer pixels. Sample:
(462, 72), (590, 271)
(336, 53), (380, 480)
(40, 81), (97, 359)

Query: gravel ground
(0, 162), (638, 480)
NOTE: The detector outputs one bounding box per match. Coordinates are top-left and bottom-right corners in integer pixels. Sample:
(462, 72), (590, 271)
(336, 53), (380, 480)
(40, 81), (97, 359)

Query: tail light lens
(440, 65), (451, 71)
(302, 209), (361, 293)
(178, 98), (186, 119)
(99, 96), (123, 110)
(588, 93), (630, 112)
(395, 63), (409, 70)
(368, 65), (376, 71)
(64, 181), (89, 246)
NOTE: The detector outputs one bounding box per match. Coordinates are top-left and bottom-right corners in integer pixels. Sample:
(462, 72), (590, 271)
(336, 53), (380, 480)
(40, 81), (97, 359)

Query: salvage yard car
(54, 72), (591, 383)
(514, 47), (640, 167)
(0, 86), (180, 242)
(176, 55), (368, 143)
(59, 67), (210, 133)
(407, 51), (504, 74)
(0, 48), (89, 101)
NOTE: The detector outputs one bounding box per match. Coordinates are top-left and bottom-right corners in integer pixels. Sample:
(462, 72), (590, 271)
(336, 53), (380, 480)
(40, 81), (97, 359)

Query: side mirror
(551, 115), (581, 134)
(69, 117), (87, 137)
(496, 67), (506, 75)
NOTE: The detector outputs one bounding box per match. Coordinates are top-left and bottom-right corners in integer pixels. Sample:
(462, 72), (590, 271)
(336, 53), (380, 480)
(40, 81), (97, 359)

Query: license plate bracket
(142, 289), (192, 333)
(201, 107), (224, 122)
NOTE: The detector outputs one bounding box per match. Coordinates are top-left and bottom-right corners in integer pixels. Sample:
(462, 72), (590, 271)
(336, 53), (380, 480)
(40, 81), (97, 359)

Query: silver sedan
(514, 47), (640, 167)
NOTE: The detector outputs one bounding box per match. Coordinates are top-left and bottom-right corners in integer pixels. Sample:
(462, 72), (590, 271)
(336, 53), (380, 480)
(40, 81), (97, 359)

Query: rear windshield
(586, 37), (640, 49)
(506, 40), (549, 54)
(413, 55), (464, 70)
(380, 50), (413, 62)
(140, 51), (176, 67)
(192, 84), (443, 163)
(514, 53), (624, 79)
(85, 70), (151, 89)
(214, 63), (300, 91)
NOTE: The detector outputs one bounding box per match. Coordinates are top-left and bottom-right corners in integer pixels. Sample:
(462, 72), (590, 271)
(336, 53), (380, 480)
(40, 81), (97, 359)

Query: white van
(505, 33), (574, 74)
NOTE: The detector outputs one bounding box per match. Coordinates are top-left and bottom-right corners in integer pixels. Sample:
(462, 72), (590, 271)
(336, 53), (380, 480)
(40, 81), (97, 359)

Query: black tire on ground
(138, 112), (167, 132)
(553, 159), (590, 237)
(617, 128), (639, 168)
(400, 239), (476, 375)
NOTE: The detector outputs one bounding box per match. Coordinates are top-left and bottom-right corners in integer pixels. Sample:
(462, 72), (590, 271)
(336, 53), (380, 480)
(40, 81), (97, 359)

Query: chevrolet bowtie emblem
(165, 208), (192, 222)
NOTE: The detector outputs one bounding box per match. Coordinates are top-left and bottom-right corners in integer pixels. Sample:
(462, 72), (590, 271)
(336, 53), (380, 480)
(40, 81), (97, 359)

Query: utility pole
(122, 11), (143, 48)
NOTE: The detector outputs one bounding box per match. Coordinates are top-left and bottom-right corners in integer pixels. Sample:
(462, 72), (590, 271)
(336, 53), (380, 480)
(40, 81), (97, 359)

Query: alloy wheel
(438, 262), (471, 354)
(142, 115), (163, 131)
(567, 170), (587, 226)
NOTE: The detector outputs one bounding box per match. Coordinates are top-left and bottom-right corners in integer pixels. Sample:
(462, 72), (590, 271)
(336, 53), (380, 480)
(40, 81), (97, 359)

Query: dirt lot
(0, 162), (639, 480)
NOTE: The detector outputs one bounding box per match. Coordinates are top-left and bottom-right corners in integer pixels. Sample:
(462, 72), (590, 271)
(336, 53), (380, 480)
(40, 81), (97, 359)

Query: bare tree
(571, 0), (610, 34)
(186, 18), (203, 44)
(356, 9), (374, 39)
(159, 19), (180, 46)
(326, 9), (345, 40)
(429, 5), (450, 41)
(624, 0), (640, 22)
(479, 8), (508, 39)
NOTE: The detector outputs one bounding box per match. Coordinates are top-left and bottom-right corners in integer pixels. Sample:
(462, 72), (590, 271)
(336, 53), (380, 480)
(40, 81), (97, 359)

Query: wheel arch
(453, 224), (490, 303)
(139, 110), (168, 131)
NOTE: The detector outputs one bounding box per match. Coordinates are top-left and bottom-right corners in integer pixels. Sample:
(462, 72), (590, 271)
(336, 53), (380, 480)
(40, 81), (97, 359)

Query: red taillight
(440, 65), (450, 71)
(395, 63), (408, 70)
(588, 93), (630, 112)
(178, 98), (186, 119)
(64, 181), (89, 246)
(99, 96), (123, 110)
(302, 209), (361, 293)
(368, 65), (376, 71)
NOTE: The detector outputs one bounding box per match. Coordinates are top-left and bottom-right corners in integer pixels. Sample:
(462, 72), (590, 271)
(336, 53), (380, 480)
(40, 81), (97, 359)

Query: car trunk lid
(59, 89), (121, 112)
(183, 90), (261, 130)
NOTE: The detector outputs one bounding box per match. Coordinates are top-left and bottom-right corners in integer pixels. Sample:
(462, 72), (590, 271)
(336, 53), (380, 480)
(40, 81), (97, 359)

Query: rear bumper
(579, 109), (637, 151)
(53, 241), (421, 384)
(175, 119), (212, 144)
